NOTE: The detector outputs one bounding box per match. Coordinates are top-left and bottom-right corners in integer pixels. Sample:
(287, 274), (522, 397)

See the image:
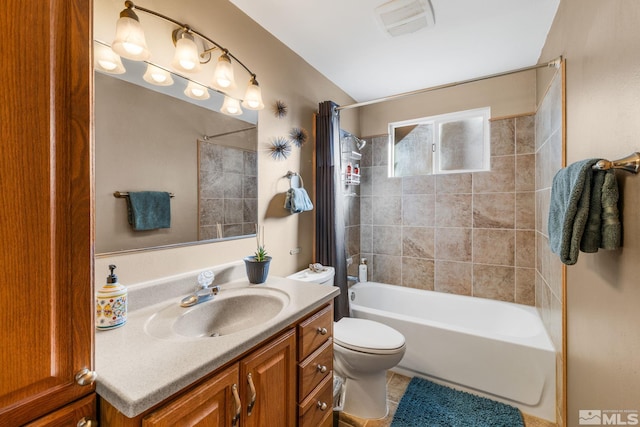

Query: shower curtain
(315, 101), (349, 321)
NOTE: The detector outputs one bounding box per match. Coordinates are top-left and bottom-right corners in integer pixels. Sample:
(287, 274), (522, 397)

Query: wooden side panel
(0, 0), (93, 424)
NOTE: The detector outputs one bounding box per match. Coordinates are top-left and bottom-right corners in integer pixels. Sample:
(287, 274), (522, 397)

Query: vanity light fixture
(171, 31), (201, 73)
(143, 64), (174, 86)
(242, 76), (264, 110)
(112, 1), (264, 110)
(184, 81), (210, 100)
(95, 43), (126, 74)
(220, 96), (243, 116)
(112, 1), (150, 60)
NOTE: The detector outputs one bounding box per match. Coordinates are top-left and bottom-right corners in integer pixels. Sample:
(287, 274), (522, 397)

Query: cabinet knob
(317, 401), (328, 411)
(317, 327), (328, 335)
(75, 368), (97, 386)
(77, 418), (97, 427)
(316, 364), (327, 374)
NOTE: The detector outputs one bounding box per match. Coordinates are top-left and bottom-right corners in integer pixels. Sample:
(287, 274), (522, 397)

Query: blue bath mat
(391, 377), (524, 427)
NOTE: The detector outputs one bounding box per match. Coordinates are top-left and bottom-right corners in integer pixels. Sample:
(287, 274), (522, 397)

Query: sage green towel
(548, 159), (600, 265)
(600, 171), (621, 250)
(549, 159), (621, 265)
(126, 191), (171, 231)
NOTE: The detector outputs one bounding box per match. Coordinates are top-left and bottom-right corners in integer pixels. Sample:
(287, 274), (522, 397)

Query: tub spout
(347, 275), (359, 284)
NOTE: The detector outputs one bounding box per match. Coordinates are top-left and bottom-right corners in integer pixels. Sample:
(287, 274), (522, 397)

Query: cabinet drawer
(298, 304), (333, 360)
(298, 373), (332, 427)
(298, 338), (333, 400)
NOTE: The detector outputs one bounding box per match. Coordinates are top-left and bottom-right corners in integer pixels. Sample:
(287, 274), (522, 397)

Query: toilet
(288, 267), (406, 419)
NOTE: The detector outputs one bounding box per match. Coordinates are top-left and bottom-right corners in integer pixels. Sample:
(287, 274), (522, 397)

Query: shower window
(389, 107), (490, 177)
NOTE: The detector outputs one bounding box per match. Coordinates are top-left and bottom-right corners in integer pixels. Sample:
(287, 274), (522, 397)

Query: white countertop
(95, 268), (339, 418)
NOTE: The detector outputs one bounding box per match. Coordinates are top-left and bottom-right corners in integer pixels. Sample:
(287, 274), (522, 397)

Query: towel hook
(592, 152), (640, 173)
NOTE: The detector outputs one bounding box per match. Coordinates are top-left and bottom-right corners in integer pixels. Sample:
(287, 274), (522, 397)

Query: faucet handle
(196, 270), (215, 290)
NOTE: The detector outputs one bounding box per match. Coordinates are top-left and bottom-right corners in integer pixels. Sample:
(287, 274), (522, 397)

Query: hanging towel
(600, 171), (621, 250)
(548, 159), (599, 264)
(126, 191), (171, 231)
(548, 159), (621, 265)
(284, 187), (314, 213)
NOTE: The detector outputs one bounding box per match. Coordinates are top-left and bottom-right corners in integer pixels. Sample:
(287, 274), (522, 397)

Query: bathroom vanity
(96, 268), (337, 427)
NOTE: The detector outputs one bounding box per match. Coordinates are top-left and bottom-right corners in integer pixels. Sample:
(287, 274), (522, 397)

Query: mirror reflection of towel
(126, 191), (171, 231)
(284, 187), (313, 213)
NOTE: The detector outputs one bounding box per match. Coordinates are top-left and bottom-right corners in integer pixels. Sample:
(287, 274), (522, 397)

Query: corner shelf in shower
(342, 150), (361, 186)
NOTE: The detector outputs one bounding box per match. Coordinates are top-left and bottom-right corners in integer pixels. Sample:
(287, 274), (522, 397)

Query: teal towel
(284, 187), (313, 213)
(126, 191), (171, 231)
(600, 171), (621, 250)
(549, 159), (621, 265)
(548, 159), (600, 265)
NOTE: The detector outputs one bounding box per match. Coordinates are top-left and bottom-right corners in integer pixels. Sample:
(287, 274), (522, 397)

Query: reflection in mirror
(95, 45), (258, 255)
(390, 107), (490, 177)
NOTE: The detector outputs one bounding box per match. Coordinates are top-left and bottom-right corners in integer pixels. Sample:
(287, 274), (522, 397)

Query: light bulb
(220, 96), (242, 116)
(171, 34), (201, 73)
(212, 53), (236, 90)
(95, 44), (125, 74)
(143, 64), (174, 86)
(184, 81), (209, 100)
(111, 9), (150, 61)
(242, 77), (264, 110)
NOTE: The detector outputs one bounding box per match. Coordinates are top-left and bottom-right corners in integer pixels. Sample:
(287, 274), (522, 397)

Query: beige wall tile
(402, 257), (435, 290)
(515, 114), (535, 155)
(435, 173), (472, 194)
(436, 227), (472, 262)
(516, 230), (536, 268)
(473, 264), (516, 302)
(435, 261), (472, 295)
(435, 194), (472, 227)
(473, 229), (515, 266)
(402, 227), (435, 258)
(516, 267), (536, 306)
(516, 154), (536, 191)
(473, 193), (516, 229)
(372, 254), (402, 285)
(402, 194), (435, 227)
(490, 118), (515, 156)
(516, 191), (536, 230)
(474, 155), (515, 193)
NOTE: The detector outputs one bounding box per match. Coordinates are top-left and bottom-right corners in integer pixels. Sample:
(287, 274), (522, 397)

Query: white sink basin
(144, 287), (290, 339)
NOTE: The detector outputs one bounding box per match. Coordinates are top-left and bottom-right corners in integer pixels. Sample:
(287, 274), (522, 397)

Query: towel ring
(284, 171), (304, 188)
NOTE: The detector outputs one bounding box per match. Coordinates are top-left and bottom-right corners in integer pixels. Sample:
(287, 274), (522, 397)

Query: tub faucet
(180, 270), (220, 307)
(347, 275), (359, 284)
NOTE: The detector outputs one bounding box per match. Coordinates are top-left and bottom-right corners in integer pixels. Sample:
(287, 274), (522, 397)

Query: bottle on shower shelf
(358, 258), (368, 283)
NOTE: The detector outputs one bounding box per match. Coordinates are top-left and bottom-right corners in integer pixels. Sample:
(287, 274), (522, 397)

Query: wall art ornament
(269, 136), (292, 160)
(273, 100), (288, 118)
(289, 127), (308, 147)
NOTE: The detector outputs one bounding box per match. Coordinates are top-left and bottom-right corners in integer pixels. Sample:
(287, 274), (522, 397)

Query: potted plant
(244, 225), (272, 284)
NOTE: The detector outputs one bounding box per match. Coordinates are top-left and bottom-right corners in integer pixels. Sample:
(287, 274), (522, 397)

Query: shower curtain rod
(336, 56), (563, 111)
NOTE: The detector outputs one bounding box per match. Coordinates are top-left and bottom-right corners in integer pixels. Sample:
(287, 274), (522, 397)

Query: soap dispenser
(358, 258), (368, 283)
(96, 264), (128, 330)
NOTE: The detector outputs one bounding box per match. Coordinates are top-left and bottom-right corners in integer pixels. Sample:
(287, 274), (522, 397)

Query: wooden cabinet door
(240, 329), (296, 427)
(143, 365), (240, 427)
(0, 0), (93, 425)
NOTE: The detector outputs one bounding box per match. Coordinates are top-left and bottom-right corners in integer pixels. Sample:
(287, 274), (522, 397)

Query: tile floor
(337, 372), (557, 427)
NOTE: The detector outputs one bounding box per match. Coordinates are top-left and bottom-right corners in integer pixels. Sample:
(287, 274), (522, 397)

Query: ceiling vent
(375, 0), (435, 37)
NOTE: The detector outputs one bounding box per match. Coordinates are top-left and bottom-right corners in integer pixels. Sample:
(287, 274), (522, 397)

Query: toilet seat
(334, 318), (405, 355)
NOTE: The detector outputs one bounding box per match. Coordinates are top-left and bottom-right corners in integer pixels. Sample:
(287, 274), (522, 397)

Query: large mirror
(95, 47), (258, 255)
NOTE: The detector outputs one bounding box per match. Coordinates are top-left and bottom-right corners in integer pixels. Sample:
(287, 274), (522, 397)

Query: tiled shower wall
(535, 71), (564, 425)
(345, 114), (537, 305)
(198, 141), (258, 240)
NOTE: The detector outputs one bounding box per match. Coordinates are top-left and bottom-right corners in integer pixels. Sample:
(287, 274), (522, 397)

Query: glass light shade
(242, 79), (264, 110)
(184, 81), (210, 100)
(95, 44), (126, 74)
(211, 53), (236, 90)
(220, 96), (243, 116)
(112, 16), (150, 61)
(143, 64), (174, 86)
(171, 36), (201, 73)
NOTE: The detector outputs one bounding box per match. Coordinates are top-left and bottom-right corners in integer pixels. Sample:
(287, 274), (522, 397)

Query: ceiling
(229, 0), (560, 103)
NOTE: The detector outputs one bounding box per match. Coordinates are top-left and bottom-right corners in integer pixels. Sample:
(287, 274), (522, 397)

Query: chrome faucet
(347, 275), (359, 283)
(180, 270), (220, 307)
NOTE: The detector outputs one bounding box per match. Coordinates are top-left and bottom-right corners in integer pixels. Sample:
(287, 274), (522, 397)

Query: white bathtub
(349, 282), (556, 421)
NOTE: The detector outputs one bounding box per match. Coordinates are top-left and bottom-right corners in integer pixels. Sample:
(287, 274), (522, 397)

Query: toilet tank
(287, 266), (335, 285)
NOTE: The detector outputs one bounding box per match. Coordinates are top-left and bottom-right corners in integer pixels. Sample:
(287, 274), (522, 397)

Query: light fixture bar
(125, 1), (256, 78)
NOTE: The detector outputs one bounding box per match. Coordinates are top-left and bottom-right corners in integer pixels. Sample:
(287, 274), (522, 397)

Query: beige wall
(359, 70), (537, 137)
(94, 0), (358, 284)
(539, 1), (640, 425)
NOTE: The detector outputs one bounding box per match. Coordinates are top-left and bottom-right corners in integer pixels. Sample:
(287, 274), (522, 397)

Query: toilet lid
(334, 318), (405, 354)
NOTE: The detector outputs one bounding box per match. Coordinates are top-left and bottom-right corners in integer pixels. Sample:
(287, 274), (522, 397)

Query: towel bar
(592, 152), (640, 174)
(114, 191), (175, 198)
